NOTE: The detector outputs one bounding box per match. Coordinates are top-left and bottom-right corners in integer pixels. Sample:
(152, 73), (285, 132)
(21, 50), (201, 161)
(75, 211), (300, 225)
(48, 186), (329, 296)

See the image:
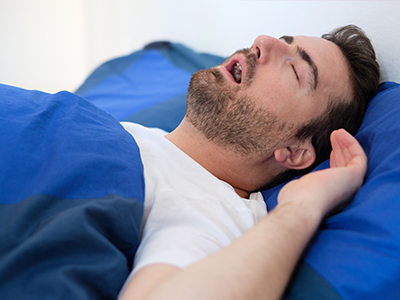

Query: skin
(121, 35), (361, 300)
(169, 34), (352, 197)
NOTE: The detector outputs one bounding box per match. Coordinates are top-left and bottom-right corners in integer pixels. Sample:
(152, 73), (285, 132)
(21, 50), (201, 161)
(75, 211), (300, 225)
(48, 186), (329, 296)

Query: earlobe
(274, 141), (316, 170)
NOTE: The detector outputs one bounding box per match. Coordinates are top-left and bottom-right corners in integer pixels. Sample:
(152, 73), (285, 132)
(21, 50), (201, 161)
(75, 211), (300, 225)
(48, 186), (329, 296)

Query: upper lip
(222, 54), (246, 85)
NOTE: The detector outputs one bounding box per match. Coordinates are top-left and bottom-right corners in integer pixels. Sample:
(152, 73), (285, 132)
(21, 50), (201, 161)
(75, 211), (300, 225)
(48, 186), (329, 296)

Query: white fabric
(121, 122), (267, 276)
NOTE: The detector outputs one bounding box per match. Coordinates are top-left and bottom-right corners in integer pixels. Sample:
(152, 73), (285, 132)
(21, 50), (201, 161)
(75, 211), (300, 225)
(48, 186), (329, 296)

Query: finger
(341, 144), (353, 165)
(331, 129), (366, 168)
(330, 150), (336, 168)
(333, 129), (367, 171)
(335, 129), (363, 155)
(330, 130), (347, 168)
(336, 129), (366, 163)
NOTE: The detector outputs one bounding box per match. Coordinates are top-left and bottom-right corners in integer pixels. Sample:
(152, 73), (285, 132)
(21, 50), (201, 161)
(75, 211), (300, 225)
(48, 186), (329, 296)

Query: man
(119, 25), (379, 299)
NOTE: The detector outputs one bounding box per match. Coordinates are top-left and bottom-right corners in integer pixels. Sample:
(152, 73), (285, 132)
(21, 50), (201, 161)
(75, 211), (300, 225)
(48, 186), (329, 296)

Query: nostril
(256, 47), (261, 58)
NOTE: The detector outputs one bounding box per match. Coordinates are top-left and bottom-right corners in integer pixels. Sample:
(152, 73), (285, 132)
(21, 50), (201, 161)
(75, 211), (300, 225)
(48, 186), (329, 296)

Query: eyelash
(291, 64), (299, 81)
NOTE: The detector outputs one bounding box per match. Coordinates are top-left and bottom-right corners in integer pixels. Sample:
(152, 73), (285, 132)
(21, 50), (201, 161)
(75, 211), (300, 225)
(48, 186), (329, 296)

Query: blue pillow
(76, 41), (225, 132)
(269, 82), (400, 300)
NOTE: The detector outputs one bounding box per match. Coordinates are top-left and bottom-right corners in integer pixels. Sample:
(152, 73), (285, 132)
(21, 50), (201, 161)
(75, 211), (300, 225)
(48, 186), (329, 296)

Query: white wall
(1, 0), (399, 93)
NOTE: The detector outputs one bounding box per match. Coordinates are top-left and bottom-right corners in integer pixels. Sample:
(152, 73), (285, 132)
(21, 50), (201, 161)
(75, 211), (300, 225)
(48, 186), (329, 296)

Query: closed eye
(291, 64), (299, 81)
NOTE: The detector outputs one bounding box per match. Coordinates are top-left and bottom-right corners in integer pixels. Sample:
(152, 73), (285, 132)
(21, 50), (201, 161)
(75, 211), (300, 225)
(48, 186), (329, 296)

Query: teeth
(233, 62), (242, 83)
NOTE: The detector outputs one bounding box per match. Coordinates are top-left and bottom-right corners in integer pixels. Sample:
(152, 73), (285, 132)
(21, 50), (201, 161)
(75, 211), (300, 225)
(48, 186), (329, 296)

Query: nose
(251, 35), (291, 64)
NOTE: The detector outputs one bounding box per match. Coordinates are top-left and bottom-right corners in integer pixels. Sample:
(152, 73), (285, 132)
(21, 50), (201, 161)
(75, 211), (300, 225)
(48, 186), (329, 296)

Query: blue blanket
(0, 85), (145, 299)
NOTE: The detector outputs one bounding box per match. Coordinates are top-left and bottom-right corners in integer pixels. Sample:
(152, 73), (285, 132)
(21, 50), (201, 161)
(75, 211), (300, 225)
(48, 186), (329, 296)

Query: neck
(165, 119), (284, 198)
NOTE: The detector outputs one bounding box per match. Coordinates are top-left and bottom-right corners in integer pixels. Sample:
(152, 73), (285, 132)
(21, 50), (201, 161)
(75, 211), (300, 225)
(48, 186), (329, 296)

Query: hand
(278, 129), (367, 217)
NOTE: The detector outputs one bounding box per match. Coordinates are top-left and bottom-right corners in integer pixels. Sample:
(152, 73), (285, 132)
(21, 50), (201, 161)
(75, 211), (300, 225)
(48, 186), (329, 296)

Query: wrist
(273, 198), (324, 233)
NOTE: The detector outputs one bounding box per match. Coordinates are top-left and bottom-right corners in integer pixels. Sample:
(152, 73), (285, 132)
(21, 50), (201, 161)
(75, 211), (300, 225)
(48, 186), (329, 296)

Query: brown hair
(265, 25), (380, 189)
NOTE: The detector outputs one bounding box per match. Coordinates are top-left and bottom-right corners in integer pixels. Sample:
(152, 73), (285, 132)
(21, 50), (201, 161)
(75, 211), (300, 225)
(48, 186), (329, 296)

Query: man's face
(185, 34), (352, 157)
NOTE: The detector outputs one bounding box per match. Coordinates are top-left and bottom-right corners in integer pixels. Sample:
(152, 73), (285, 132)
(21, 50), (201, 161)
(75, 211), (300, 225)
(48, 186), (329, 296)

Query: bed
(1, 41), (399, 300)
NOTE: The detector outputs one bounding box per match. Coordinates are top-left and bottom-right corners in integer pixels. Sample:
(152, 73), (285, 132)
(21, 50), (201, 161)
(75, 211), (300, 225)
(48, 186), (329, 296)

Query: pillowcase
(76, 41), (225, 132)
(268, 82), (400, 300)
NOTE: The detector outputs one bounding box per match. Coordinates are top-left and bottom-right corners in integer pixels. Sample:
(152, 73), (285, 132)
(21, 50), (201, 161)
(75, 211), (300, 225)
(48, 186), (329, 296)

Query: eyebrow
(280, 35), (319, 91)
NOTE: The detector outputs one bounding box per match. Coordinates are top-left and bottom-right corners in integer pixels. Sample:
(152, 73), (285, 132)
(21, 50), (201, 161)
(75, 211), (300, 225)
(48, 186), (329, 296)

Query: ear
(274, 140), (316, 170)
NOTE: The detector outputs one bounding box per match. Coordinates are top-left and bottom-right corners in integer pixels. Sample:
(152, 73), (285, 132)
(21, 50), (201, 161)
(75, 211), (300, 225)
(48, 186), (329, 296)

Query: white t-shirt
(121, 122), (267, 275)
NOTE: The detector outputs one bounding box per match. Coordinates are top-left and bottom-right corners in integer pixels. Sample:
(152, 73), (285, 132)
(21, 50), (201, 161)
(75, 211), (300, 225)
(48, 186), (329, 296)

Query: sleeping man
(119, 25), (380, 300)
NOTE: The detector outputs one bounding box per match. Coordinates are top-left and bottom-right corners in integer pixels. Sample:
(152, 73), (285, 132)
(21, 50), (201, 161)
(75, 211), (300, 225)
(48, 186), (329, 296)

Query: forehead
(292, 35), (352, 101)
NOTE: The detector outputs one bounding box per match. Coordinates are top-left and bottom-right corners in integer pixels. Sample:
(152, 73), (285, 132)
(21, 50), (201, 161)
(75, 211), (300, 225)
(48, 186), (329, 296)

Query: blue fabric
(264, 82), (400, 300)
(76, 41), (225, 132)
(0, 84), (145, 299)
(283, 262), (343, 300)
(77, 51), (191, 120)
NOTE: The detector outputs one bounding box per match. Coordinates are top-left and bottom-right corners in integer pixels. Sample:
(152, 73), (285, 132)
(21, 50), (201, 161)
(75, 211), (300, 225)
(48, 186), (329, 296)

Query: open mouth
(231, 62), (242, 84)
(225, 58), (243, 84)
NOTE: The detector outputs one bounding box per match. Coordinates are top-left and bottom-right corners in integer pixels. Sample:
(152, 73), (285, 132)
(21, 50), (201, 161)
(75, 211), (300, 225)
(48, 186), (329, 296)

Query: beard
(185, 49), (298, 157)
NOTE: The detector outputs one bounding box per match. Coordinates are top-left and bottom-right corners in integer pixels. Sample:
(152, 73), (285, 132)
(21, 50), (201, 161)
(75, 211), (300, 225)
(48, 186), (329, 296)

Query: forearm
(141, 201), (323, 300)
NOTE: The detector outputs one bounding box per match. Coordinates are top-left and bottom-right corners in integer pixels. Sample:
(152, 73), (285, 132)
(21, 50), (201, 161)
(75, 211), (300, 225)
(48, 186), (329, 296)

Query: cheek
(244, 70), (322, 123)
(247, 74), (284, 104)
(247, 85), (297, 122)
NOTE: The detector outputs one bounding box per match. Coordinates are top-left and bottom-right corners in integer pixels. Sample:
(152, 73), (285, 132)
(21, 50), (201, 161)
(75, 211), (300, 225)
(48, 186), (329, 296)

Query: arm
(121, 129), (367, 300)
